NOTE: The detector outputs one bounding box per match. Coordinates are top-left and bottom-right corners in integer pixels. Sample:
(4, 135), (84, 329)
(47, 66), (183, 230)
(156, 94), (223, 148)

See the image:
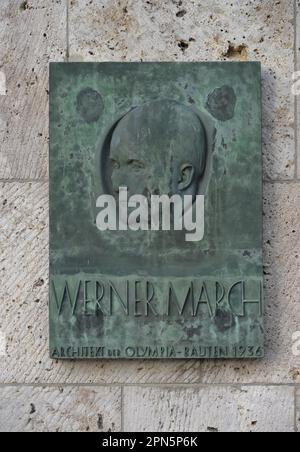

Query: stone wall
(0, 0), (299, 432)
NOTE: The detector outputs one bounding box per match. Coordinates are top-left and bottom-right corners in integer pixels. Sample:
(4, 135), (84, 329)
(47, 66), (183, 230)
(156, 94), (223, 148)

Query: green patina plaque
(49, 62), (263, 359)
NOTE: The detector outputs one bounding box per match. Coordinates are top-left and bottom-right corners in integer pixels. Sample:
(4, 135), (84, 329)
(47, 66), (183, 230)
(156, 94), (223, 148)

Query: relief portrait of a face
(103, 99), (208, 202)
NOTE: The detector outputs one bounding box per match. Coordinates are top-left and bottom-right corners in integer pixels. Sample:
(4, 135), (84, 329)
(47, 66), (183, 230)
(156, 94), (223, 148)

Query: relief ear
(178, 164), (195, 191)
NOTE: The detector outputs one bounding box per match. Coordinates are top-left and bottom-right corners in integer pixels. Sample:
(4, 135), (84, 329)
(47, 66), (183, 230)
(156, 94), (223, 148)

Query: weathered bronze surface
(49, 62), (263, 359)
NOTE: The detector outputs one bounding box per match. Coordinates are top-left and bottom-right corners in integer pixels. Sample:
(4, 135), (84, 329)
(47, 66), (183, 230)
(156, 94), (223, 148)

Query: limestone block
(0, 0), (66, 180)
(124, 385), (295, 432)
(0, 385), (121, 432)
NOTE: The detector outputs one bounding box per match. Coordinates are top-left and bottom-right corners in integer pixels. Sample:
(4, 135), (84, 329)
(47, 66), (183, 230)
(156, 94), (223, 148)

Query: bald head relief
(109, 99), (207, 199)
(96, 100), (207, 242)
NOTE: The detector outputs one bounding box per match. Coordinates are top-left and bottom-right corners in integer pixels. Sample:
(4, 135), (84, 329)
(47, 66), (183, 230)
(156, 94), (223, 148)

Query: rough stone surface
(69, 0), (295, 181)
(0, 386), (121, 432)
(0, 0), (66, 180)
(0, 181), (299, 385)
(297, 0), (300, 179)
(124, 386), (295, 432)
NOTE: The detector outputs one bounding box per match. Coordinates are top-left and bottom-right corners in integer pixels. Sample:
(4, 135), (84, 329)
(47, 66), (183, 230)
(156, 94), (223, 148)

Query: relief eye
(127, 159), (145, 169)
(110, 159), (120, 170)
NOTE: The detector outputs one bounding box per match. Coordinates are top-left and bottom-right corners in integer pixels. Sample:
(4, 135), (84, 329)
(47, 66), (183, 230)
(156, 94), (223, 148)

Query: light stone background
(0, 0), (299, 433)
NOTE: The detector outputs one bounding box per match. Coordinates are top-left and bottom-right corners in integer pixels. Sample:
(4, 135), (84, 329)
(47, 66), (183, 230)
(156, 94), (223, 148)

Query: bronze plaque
(49, 62), (263, 359)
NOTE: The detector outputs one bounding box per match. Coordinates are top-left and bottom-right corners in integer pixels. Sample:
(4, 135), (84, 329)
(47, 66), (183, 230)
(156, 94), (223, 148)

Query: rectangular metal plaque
(49, 62), (263, 359)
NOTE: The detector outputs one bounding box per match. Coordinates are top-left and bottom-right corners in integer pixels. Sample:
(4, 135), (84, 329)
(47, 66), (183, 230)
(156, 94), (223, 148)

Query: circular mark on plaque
(76, 88), (104, 123)
(206, 85), (236, 122)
